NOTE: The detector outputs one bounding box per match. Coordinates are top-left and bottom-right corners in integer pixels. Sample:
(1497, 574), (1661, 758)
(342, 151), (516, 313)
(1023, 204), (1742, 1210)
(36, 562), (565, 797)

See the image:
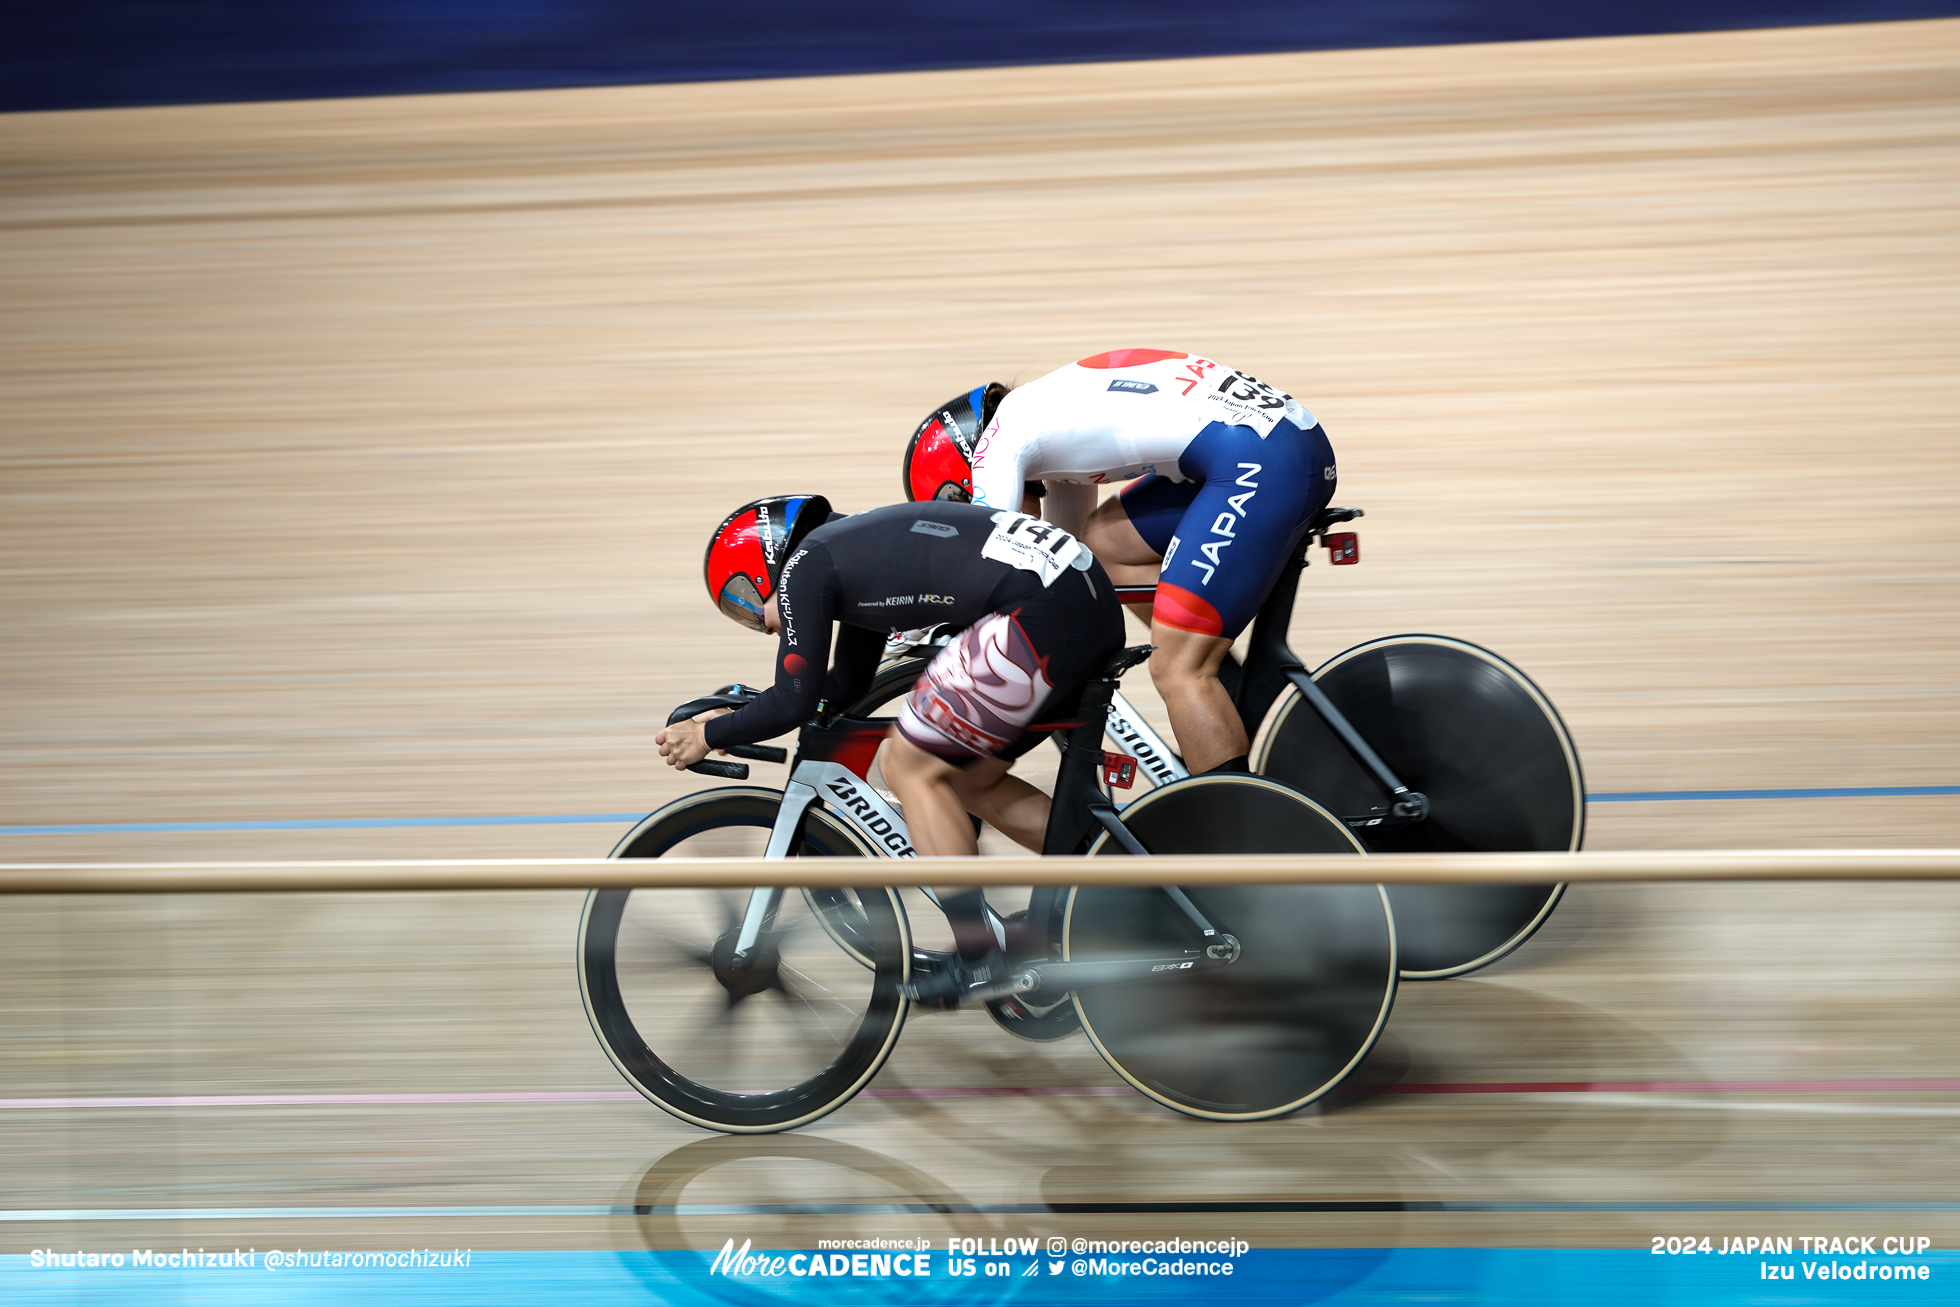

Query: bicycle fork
(726, 776), (824, 969)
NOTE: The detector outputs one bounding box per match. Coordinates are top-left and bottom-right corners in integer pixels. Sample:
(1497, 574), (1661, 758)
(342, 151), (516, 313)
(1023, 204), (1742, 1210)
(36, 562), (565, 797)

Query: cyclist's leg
(882, 753), (1032, 996)
(884, 571), (1122, 1006)
(1079, 473), (1192, 619)
(882, 742), (1047, 857)
(879, 718), (1012, 1000)
(1148, 420), (1334, 770)
(881, 608), (1059, 859)
(885, 572), (1120, 837)
(950, 756), (1052, 850)
(1082, 473), (1244, 766)
(1147, 626), (1244, 772)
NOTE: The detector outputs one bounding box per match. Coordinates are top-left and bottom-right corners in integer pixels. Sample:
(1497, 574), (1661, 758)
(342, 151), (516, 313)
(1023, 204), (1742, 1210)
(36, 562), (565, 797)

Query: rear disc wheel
(1254, 635), (1584, 979)
(1068, 775), (1395, 1120)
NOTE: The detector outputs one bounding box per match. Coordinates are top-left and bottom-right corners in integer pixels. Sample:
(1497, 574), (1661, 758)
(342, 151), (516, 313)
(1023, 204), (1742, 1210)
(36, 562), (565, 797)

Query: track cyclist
(657, 495), (1123, 1008)
(902, 349), (1338, 774)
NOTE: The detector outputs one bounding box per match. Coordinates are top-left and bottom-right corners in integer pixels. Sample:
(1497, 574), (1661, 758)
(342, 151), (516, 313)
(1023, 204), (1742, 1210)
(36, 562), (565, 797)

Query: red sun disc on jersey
(1076, 349), (1188, 370)
(783, 654), (808, 676)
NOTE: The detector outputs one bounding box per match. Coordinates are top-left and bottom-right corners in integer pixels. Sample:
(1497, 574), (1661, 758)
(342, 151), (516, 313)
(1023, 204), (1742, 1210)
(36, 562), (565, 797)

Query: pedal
(1002, 989), (1071, 1019)
(987, 990), (1082, 1042)
(962, 969), (1041, 1004)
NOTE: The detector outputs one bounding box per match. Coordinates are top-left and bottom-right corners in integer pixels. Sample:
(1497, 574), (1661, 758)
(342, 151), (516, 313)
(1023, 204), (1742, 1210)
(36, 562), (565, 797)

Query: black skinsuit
(702, 502), (1121, 755)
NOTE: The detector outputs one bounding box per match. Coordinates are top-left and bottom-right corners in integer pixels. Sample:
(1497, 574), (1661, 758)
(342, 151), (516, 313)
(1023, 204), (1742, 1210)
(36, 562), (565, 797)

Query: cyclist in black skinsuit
(658, 496), (1124, 1007)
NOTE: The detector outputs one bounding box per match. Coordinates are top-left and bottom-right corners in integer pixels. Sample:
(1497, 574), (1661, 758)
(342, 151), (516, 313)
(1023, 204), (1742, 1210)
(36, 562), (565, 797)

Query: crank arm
(1017, 947), (1239, 997)
(1341, 792), (1432, 829)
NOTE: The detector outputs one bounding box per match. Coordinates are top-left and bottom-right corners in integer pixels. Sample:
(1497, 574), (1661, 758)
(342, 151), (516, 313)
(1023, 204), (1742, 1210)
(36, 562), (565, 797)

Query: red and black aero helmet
(703, 494), (832, 631)
(902, 383), (1007, 503)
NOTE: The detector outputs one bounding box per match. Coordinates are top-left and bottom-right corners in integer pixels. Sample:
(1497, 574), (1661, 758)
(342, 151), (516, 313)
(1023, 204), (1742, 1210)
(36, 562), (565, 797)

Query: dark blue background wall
(8, 0), (1958, 114)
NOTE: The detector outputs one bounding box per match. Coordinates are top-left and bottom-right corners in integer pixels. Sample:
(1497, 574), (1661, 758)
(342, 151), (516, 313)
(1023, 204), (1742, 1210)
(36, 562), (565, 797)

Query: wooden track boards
(2, 19), (1958, 1254)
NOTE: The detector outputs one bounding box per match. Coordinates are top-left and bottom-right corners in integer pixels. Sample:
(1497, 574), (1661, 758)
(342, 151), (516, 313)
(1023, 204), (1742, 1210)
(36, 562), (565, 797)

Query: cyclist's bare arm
(1039, 480), (1097, 536)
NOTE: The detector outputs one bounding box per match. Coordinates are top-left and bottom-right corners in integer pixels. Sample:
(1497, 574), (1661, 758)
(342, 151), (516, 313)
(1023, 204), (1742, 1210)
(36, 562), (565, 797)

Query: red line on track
(1365, 1080), (1960, 1094)
(3, 1080), (1957, 1110)
(0, 1091), (644, 1109)
(859, 1086), (1132, 1098)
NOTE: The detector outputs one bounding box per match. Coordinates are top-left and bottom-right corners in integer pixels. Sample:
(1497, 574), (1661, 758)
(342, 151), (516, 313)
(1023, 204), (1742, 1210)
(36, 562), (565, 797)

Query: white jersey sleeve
(967, 349), (1316, 508)
(966, 406), (1040, 512)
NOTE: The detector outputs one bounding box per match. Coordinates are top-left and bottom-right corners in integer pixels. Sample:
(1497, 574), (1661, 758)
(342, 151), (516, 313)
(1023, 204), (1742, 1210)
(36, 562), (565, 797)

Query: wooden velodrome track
(3, 18), (1959, 1260)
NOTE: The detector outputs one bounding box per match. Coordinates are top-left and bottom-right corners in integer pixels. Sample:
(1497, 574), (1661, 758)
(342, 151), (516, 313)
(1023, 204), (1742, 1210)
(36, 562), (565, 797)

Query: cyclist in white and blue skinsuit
(901, 349), (1336, 774)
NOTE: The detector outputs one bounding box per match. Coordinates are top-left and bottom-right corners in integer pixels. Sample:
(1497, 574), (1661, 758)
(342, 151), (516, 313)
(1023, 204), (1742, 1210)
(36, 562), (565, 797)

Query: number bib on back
(981, 513), (1093, 587)
(1201, 368), (1296, 436)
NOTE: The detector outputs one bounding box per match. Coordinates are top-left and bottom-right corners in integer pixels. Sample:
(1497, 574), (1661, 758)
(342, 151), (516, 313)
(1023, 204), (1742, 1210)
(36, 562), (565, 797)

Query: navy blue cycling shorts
(1118, 418), (1335, 639)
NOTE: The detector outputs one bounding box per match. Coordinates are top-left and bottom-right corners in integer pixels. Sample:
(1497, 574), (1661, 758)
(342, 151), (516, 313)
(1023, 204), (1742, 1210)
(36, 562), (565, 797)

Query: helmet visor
(716, 573), (769, 632)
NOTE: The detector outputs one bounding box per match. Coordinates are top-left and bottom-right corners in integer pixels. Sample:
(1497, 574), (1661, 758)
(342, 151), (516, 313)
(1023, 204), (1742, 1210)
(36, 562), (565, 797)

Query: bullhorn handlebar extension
(666, 685), (787, 779)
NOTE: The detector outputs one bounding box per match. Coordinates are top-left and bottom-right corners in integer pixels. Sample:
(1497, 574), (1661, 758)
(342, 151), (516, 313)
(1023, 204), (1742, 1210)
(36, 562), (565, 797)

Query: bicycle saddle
(1096, 644), (1156, 680)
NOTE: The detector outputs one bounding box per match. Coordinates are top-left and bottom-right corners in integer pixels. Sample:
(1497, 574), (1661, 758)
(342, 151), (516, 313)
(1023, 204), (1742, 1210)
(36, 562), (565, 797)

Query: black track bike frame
(1116, 507), (1430, 828)
(669, 649), (1242, 994)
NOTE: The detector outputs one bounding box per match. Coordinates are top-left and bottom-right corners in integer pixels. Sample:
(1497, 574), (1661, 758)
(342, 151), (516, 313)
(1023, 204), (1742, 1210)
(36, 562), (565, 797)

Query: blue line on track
(9, 1200), (1960, 1221)
(1588, 785), (1960, 803)
(3, 786), (1954, 837)
(0, 814), (646, 836)
(1, 1207), (622, 1222)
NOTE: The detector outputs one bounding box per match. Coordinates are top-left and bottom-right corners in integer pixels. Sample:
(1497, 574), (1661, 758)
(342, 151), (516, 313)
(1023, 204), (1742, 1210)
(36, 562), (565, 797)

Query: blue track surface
(10, 0), (1960, 113)
(1589, 784), (1960, 803)
(5, 1248), (1956, 1306)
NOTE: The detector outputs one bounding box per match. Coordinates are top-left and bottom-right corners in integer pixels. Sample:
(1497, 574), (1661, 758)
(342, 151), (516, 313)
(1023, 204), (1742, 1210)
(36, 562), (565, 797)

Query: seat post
(1040, 677), (1118, 856)
(1231, 534), (1312, 737)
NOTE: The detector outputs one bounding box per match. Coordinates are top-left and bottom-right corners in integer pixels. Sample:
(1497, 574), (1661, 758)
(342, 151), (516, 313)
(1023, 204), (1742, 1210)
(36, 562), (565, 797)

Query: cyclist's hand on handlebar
(654, 712), (724, 771)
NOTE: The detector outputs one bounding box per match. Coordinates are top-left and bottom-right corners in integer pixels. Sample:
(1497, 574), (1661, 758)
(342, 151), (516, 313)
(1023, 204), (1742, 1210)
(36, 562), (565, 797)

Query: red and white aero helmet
(703, 494), (832, 631)
(902, 383), (1006, 503)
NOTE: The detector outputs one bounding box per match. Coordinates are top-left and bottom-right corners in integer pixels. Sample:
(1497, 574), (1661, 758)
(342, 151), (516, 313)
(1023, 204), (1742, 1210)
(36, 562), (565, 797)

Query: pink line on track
(0, 1087), (1132, 1110)
(860, 1086), (1131, 1098)
(2, 1081), (1956, 1110)
(0, 1091), (643, 1110)
(1368, 1080), (1960, 1095)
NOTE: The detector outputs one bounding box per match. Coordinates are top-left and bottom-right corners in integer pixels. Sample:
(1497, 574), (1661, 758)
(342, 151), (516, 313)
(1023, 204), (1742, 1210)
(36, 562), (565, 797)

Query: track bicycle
(870, 506), (1587, 979)
(578, 645), (1398, 1133)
